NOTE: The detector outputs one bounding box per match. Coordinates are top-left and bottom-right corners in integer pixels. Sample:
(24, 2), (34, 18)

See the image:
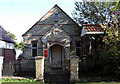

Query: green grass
(75, 82), (120, 84)
(0, 78), (120, 84)
(0, 79), (36, 82)
(0, 79), (44, 84)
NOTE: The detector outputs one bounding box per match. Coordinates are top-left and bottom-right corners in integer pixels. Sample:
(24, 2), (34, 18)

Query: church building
(22, 4), (104, 82)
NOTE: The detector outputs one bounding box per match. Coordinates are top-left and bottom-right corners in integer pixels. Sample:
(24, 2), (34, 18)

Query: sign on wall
(44, 49), (48, 57)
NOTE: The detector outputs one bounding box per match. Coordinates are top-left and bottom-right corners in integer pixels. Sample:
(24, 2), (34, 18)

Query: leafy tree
(19, 41), (24, 50)
(72, 1), (117, 25)
(7, 31), (17, 41)
(100, 1), (120, 76)
(7, 31), (24, 50)
(72, 1), (120, 77)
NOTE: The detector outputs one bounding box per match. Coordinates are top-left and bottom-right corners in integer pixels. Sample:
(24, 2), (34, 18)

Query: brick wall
(0, 48), (16, 64)
(0, 49), (3, 56)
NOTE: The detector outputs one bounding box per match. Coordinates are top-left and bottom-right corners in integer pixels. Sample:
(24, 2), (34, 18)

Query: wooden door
(51, 45), (64, 68)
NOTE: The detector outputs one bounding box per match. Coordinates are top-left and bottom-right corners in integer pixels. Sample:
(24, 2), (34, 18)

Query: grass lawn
(75, 82), (120, 84)
(0, 79), (43, 84)
(0, 78), (120, 84)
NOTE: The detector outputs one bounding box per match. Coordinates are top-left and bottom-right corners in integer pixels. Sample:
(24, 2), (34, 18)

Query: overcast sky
(0, 0), (76, 43)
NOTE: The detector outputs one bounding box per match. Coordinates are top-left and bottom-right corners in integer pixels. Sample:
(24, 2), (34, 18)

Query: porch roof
(81, 24), (104, 37)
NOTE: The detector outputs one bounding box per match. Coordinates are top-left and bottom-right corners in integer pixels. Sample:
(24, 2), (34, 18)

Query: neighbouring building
(22, 5), (104, 82)
(0, 25), (15, 64)
(80, 24), (104, 77)
(0, 25), (16, 76)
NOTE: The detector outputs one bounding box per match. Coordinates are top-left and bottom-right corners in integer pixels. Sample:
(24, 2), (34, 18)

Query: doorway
(50, 44), (64, 69)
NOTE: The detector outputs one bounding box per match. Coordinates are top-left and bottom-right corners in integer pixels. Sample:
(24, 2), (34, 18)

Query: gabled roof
(22, 4), (81, 36)
(81, 24), (104, 37)
(0, 25), (14, 43)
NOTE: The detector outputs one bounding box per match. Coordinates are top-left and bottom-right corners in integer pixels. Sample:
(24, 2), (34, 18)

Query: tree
(72, 1), (117, 25)
(19, 41), (24, 50)
(7, 31), (24, 50)
(7, 31), (17, 41)
(72, 1), (120, 77)
(100, 1), (120, 76)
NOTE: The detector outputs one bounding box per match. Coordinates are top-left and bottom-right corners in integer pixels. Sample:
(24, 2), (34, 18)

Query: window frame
(31, 41), (38, 57)
(76, 41), (82, 57)
(55, 12), (58, 22)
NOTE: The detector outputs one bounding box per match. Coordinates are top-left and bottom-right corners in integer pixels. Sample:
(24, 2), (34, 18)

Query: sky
(0, 0), (76, 43)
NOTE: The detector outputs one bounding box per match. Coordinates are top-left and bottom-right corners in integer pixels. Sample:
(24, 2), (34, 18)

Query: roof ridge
(23, 4), (80, 36)
(83, 24), (100, 26)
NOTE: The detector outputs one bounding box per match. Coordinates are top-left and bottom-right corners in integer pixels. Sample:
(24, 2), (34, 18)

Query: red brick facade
(0, 48), (15, 64)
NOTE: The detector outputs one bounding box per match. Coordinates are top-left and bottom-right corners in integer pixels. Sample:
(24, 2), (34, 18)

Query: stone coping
(34, 56), (44, 60)
(70, 56), (79, 58)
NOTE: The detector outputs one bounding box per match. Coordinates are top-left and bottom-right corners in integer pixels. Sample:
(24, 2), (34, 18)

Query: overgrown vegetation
(73, 0), (120, 78)
(7, 31), (24, 50)
(75, 82), (120, 84)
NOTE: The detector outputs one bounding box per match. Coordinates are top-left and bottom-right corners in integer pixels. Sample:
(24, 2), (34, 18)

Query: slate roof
(22, 4), (81, 36)
(0, 25), (14, 43)
(81, 24), (104, 37)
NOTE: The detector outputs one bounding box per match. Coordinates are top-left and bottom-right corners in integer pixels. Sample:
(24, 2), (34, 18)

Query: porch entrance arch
(50, 44), (64, 69)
